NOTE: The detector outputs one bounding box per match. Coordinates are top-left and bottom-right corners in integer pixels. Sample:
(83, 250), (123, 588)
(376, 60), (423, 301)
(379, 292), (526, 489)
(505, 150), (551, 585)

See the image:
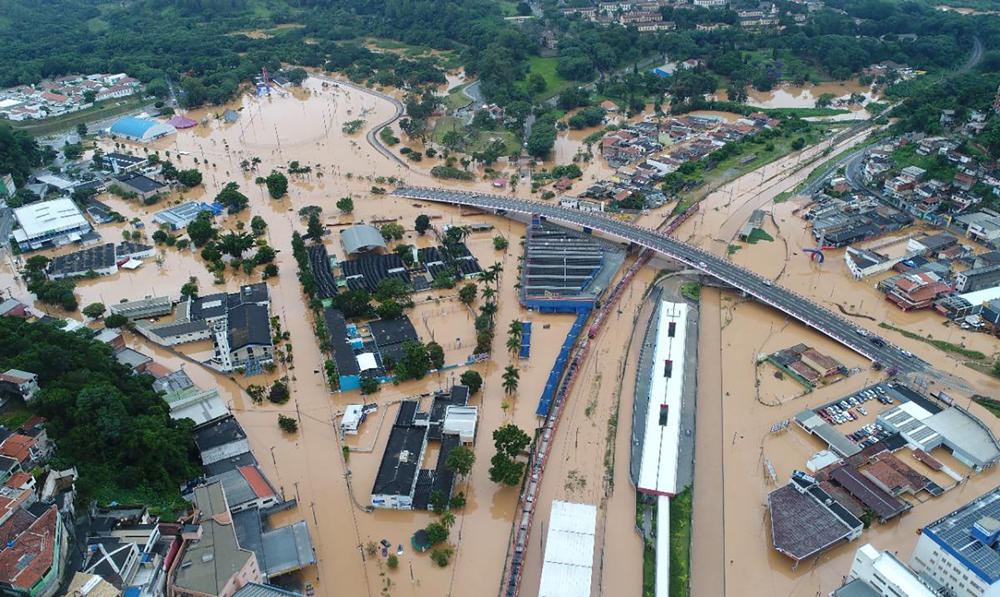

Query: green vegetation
(0, 317), (199, 516)
(431, 165), (475, 181)
(680, 283), (701, 302)
(890, 144), (957, 182)
(432, 116), (520, 156)
(444, 84), (473, 111)
(669, 487), (693, 597)
(676, 100), (849, 119)
(974, 396), (1000, 418)
(746, 228), (775, 243)
(489, 423), (530, 486)
(278, 414), (298, 433)
(518, 56), (572, 101)
(879, 323), (986, 360)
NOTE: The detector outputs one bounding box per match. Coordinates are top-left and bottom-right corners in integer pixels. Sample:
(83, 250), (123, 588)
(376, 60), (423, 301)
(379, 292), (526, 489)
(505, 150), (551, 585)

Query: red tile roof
(238, 466), (275, 499)
(0, 506), (57, 591)
(0, 435), (36, 465)
(4, 472), (32, 490)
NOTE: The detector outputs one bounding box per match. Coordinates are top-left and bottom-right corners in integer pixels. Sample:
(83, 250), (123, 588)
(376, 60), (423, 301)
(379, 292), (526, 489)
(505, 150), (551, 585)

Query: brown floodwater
(11, 71), (998, 597)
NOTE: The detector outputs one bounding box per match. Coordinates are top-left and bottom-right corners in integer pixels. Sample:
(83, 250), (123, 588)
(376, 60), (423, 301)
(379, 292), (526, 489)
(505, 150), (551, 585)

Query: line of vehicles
(849, 422), (892, 449)
(818, 386), (895, 426)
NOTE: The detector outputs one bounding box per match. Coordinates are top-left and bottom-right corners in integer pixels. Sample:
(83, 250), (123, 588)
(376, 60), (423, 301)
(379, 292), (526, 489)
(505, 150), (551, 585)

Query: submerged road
(313, 74), (409, 168)
(395, 185), (928, 374)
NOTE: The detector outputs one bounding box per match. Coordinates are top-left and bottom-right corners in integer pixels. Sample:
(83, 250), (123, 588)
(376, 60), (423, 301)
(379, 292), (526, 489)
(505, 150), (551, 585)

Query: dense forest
(3, 0), (1000, 135)
(0, 318), (200, 512)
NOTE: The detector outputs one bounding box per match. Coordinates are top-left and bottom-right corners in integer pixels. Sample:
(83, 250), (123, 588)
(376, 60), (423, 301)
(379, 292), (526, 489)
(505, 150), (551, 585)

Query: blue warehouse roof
(110, 117), (174, 140)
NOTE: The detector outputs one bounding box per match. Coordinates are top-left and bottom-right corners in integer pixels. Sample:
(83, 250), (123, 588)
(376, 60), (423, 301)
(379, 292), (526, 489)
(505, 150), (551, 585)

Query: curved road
(395, 185), (928, 374)
(313, 74), (409, 168)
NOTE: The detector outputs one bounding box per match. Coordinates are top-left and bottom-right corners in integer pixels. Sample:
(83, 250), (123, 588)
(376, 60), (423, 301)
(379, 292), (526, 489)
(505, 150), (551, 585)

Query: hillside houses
(0, 73), (142, 121)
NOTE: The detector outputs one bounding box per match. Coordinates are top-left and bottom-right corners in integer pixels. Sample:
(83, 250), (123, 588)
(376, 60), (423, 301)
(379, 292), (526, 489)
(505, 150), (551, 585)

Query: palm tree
(488, 262), (503, 285)
(507, 320), (522, 343)
(502, 365), (519, 395)
(506, 335), (521, 356)
(481, 286), (497, 304)
(440, 511), (456, 529)
(480, 301), (498, 321)
(478, 269), (497, 287)
(218, 231), (254, 259)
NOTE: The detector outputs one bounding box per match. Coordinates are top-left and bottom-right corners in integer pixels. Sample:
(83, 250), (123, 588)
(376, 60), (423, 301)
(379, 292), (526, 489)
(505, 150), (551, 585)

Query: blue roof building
(911, 486), (1000, 596)
(109, 117), (176, 142)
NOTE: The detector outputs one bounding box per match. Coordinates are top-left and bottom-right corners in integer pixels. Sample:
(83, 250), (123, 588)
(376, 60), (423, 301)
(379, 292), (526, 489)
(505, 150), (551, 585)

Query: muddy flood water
(6, 73), (1000, 597)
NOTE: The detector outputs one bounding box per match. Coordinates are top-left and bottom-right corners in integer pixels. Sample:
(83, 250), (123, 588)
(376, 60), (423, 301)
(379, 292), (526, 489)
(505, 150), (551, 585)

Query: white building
(910, 487), (1000, 597)
(538, 501), (597, 597)
(11, 198), (92, 250)
(636, 301), (688, 497)
(833, 543), (939, 596)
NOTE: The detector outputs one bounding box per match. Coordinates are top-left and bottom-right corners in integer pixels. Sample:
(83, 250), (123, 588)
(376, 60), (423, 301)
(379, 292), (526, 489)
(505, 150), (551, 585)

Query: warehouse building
(11, 198), (93, 250)
(768, 472), (864, 565)
(538, 501), (597, 597)
(108, 117), (176, 142)
(878, 402), (1000, 472)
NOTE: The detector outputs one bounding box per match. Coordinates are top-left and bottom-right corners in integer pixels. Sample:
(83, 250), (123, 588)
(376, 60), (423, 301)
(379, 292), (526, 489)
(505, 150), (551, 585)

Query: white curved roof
(341, 224), (386, 254)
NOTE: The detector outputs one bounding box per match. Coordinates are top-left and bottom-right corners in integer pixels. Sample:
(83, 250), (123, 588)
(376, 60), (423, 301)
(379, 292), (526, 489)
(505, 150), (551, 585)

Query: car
(855, 328), (869, 337)
(762, 279), (773, 287)
(858, 406), (868, 416)
(305, 584), (315, 597)
(698, 261), (707, 269)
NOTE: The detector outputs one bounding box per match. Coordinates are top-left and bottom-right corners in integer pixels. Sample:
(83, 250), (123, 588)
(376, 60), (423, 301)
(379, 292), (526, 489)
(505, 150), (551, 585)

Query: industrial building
(877, 402), (1000, 472)
(636, 301), (687, 498)
(519, 217), (624, 313)
(108, 117), (176, 142)
(152, 201), (218, 230)
(45, 241), (154, 280)
(370, 386), (476, 510)
(833, 543), (941, 597)
(767, 472), (864, 564)
(537, 501), (597, 597)
(11, 198), (93, 251)
(113, 173), (167, 201)
(910, 486), (1000, 596)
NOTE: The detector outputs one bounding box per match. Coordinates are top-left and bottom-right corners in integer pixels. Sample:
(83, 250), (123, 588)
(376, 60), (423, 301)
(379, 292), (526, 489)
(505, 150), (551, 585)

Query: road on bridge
(394, 185), (928, 374)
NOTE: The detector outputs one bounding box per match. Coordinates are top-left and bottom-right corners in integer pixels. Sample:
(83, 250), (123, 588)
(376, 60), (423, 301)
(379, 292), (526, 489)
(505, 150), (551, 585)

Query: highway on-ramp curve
(394, 185), (928, 374)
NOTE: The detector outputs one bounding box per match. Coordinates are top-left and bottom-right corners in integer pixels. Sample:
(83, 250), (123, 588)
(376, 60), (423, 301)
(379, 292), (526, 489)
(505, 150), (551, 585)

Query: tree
(446, 446), (475, 477)
(507, 335), (521, 356)
(458, 283), (477, 306)
(278, 414), (298, 433)
(82, 302), (106, 319)
(218, 231), (254, 259)
(387, 554), (399, 570)
(430, 546), (453, 567)
(489, 453), (525, 486)
(380, 222), (405, 241)
(394, 340), (431, 380)
(269, 380), (290, 404)
(493, 423), (530, 457)
(76, 122), (88, 137)
(427, 341), (445, 369)
(215, 182), (249, 214)
(176, 169), (203, 187)
(527, 72), (547, 95)
(180, 278), (199, 298)
(459, 370), (483, 394)
(250, 216), (267, 236)
(331, 289), (372, 319)
(360, 376), (379, 395)
(440, 511), (456, 529)
(375, 300), (403, 320)
(501, 365), (519, 395)
(265, 171), (288, 199)
(62, 143), (84, 161)
(374, 277), (409, 304)
(336, 196), (354, 213)
(253, 245), (277, 264)
(424, 522), (449, 545)
(307, 213), (324, 241)
(493, 235), (508, 251)
(415, 214), (431, 235)
(104, 314), (129, 328)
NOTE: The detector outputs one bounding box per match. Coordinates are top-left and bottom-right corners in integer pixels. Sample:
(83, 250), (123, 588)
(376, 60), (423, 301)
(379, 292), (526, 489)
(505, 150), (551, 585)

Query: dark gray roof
(203, 451), (258, 477)
(193, 415), (247, 452)
(323, 308), (360, 376)
(190, 293), (228, 321)
(768, 483), (859, 561)
(372, 401), (424, 497)
(227, 303), (271, 350)
(369, 317), (419, 365)
(116, 173), (165, 194)
(262, 521), (316, 576)
(47, 243), (116, 276)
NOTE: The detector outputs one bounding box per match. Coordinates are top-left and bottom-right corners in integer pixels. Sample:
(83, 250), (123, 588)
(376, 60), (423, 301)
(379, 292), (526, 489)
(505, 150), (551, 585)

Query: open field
(9, 97), (148, 136)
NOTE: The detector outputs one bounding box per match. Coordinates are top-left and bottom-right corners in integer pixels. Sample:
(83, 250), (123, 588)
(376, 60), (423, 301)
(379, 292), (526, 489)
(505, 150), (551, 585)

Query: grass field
(519, 56), (574, 102)
(879, 322), (988, 360)
(444, 84), (473, 111)
(670, 487), (693, 597)
(431, 116), (520, 154)
(11, 97), (147, 137)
